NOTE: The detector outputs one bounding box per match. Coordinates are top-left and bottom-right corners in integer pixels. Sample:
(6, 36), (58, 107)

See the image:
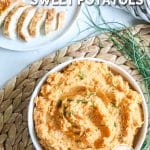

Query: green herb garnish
(63, 106), (67, 117)
(91, 101), (96, 109)
(67, 98), (73, 102)
(88, 92), (96, 98)
(69, 111), (74, 116)
(77, 99), (88, 104)
(111, 102), (117, 108)
(57, 99), (62, 108)
(79, 71), (85, 80)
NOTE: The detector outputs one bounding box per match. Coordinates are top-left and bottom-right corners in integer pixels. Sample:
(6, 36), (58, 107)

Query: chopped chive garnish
(91, 101), (96, 108)
(77, 99), (88, 104)
(79, 71), (85, 80)
(63, 106), (67, 116)
(114, 122), (117, 127)
(88, 92), (96, 98)
(57, 99), (62, 108)
(69, 111), (74, 116)
(111, 102), (116, 107)
(67, 98), (73, 102)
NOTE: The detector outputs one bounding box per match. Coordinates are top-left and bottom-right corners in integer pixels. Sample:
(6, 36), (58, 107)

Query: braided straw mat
(0, 24), (150, 150)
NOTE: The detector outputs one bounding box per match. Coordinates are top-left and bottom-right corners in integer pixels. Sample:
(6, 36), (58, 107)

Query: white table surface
(0, 5), (143, 88)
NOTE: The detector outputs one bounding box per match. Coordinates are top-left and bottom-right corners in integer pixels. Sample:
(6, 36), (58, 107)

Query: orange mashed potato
(34, 61), (143, 150)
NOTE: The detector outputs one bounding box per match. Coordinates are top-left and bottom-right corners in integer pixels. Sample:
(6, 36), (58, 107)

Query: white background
(0, 4), (144, 87)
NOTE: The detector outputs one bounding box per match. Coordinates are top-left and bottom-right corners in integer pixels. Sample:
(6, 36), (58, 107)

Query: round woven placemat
(0, 24), (150, 150)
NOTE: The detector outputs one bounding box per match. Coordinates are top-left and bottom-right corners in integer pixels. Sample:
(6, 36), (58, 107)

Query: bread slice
(57, 11), (65, 30)
(3, 3), (31, 39)
(17, 7), (36, 41)
(45, 8), (57, 35)
(29, 8), (47, 37)
(0, 0), (21, 27)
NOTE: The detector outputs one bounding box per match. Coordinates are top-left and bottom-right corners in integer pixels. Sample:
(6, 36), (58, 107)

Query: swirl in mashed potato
(34, 61), (143, 150)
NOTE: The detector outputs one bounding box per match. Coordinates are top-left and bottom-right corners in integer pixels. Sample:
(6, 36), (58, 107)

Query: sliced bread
(0, 0), (21, 26)
(57, 11), (65, 30)
(3, 3), (31, 39)
(45, 8), (57, 35)
(17, 7), (36, 41)
(29, 8), (47, 37)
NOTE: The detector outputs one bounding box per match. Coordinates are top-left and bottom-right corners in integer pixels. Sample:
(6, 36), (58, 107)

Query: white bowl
(28, 58), (148, 150)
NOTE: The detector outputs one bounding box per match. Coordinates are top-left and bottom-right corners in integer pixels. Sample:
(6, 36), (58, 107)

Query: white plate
(0, 0), (81, 51)
(28, 58), (148, 150)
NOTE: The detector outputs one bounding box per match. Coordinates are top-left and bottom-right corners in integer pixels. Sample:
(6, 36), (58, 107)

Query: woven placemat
(0, 24), (150, 150)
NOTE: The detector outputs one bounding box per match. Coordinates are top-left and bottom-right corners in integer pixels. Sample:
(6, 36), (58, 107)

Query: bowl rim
(28, 57), (148, 150)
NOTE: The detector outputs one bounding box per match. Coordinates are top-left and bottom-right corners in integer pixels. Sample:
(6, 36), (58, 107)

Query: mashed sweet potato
(0, 0), (16, 13)
(34, 60), (143, 150)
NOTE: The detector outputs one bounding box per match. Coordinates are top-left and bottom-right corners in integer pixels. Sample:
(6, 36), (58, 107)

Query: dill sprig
(81, 5), (150, 150)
